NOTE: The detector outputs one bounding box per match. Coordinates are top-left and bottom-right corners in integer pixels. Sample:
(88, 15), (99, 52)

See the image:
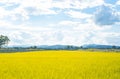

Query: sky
(0, 0), (120, 46)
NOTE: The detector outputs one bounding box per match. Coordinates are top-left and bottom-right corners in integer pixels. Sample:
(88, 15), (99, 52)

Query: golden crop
(0, 50), (120, 79)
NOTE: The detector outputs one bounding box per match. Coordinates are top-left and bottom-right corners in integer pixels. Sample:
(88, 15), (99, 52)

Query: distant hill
(8, 44), (120, 50)
(8, 45), (79, 50)
(82, 44), (120, 49)
(37, 45), (79, 50)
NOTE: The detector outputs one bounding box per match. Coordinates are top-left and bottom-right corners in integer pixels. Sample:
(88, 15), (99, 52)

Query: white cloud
(94, 5), (120, 26)
(116, 0), (120, 5)
(0, 0), (57, 20)
(66, 10), (92, 19)
(96, 32), (120, 46)
(0, 7), (10, 19)
(44, 20), (114, 46)
(0, 18), (120, 46)
(0, 0), (105, 20)
(52, 0), (104, 9)
(0, 6), (29, 20)
(0, 20), (54, 46)
(0, 0), (120, 46)
(59, 21), (80, 26)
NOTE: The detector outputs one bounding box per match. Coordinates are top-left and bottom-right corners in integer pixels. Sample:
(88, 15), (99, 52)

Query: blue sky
(0, 0), (120, 46)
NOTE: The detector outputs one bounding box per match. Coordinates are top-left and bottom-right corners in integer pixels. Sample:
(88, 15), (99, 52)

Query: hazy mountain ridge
(9, 44), (120, 49)
(82, 44), (120, 49)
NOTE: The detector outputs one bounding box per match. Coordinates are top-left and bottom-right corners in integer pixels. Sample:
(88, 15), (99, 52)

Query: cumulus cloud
(94, 5), (120, 26)
(0, 0), (120, 46)
(116, 0), (120, 5)
(0, 19), (108, 46)
(0, 0), (57, 21)
(52, 0), (104, 9)
(45, 20), (114, 45)
(0, 0), (105, 21)
(66, 10), (92, 19)
(0, 18), (119, 46)
(105, 32), (120, 45)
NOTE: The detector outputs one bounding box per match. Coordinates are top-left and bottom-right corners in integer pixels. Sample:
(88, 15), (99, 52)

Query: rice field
(0, 50), (120, 79)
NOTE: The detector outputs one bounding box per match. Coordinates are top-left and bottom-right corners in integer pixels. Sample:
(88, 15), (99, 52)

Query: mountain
(37, 45), (79, 50)
(82, 44), (120, 49)
(8, 44), (120, 50)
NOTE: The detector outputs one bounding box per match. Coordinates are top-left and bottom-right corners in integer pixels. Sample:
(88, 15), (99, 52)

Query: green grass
(0, 50), (120, 79)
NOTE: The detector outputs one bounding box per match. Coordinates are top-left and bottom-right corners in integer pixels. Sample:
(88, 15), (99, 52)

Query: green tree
(0, 35), (10, 48)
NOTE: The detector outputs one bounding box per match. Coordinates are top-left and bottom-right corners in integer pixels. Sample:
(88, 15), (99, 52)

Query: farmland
(0, 50), (120, 79)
